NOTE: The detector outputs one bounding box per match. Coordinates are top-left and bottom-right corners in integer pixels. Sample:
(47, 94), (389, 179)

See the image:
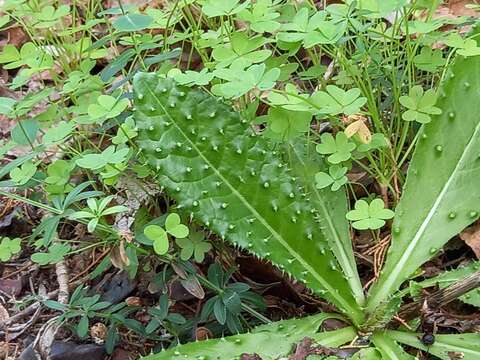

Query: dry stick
(398, 269), (480, 321)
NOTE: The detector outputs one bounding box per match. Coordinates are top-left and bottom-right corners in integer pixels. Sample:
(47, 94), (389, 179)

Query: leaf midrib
(144, 84), (362, 324)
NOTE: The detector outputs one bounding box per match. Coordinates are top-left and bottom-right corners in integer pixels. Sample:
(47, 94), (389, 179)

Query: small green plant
(0, 237), (21, 261)
(144, 213), (190, 255)
(399, 85), (442, 124)
(315, 165), (348, 191)
(176, 230), (212, 262)
(316, 132), (357, 164)
(346, 198), (394, 230)
(69, 196), (128, 232)
(31, 243), (71, 265)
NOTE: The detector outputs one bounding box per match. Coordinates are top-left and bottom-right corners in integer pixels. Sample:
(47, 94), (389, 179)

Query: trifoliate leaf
(346, 198), (394, 230)
(165, 213), (189, 238)
(42, 121), (75, 145)
(399, 86), (441, 124)
(9, 161), (37, 185)
(0, 237), (21, 262)
(316, 132), (356, 164)
(144, 225), (169, 255)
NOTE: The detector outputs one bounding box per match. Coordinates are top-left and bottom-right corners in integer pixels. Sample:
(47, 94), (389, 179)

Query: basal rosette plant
(134, 48), (480, 359)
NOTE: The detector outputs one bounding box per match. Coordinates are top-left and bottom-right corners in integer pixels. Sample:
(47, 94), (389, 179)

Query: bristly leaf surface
(141, 313), (355, 360)
(290, 143), (364, 305)
(367, 54), (480, 313)
(133, 74), (363, 324)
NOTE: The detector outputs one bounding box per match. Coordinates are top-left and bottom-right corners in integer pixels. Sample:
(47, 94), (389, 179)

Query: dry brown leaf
(460, 222), (480, 258)
(447, 0), (478, 18)
(180, 275), (205, 299)
(345, 120), (372, 144)
(110, 240), (130, 269)
(196, 326), (213, 341)
(0, 303), (9, 323)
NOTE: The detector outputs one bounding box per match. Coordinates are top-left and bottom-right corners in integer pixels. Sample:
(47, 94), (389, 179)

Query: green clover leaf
(237, 0), (280, 33)
(45, 160), (73, 186)
(0, 43), (40, 69)
(212, 63), (280, 99)
(445, 33), (480, 57)
(144, 225), (169, 255)
(346, 198), (394, 230)
(316, 132), (356, 164)
(202, 0), (249, 18)
(112, 117), (138, 145)
(0, 237), (21, 262)
(171, 68), (214, 87)
(0, 97), (16, 116)
(42, 121), (75, 145)
(258, 107), (312, 140)
(413, 47), (445, 73)
(310, 85), (367, 116)
(315, 165), (348, 191)
(165, 213), (189, 238)
(87, 95), (129, 123)
(9, 161), (37, 185)
(34, 5), (70, 28)
(356, 133), (389, 153)
(267, 83), (313, 112)
(144, 213), (189, 256)
(176, 231), (212, 262)
(276, 8), (345, 48)
(399, 85), (441, 124)
(76, 145), (129, 170)
(31, 243), (71, 265)
(212, 32), (271, 69)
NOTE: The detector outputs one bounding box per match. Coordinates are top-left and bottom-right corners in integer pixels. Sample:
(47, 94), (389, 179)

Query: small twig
(1, 290), (57, 328)
(55, 261), (69, 305)
(5, 306), (42, 340)
(399, 269), (480, 321)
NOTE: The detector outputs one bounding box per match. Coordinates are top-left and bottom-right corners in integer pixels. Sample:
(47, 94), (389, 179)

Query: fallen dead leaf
(345, 119), (372, 144)
(0, 303), (9, 323)
(195, 326), (213, 341)
(447, 0), (478, 18)
(460, 221), (480, 258)
(110, 240), (130, 269)
(0, 278), (23, 297)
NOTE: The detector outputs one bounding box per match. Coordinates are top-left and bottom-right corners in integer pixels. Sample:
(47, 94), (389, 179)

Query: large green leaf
(387, 330), (480, 360)
(371, 332), (417, 360)
(367, 54), (480, 313)
(141, 313), (355, 360)
(290, 143), (364, 305)
(133, 74), (363, 324)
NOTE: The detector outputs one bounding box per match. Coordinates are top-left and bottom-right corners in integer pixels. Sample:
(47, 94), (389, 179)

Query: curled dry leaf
(196, 326), (213, 341)
(125, 296), (142, 307)
(459, 221), (480, 259)
(110, 240), (130, 269)
(344, 116), (372, 144)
